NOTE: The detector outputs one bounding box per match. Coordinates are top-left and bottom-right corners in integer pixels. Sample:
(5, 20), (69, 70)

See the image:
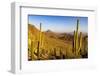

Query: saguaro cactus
(76, 19), (79, 52)
(37, 23), (43, 60)
(39, 23), (44, 48)
(78, 32), (82, 53)
(37, 41), (40, 59)
(39, 23), (42, 47)
(73, 30), (76, 53)
(28, 40), (34, 60)
(73, 19), (83, 56)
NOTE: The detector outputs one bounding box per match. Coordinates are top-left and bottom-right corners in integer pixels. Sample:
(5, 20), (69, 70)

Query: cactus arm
(73, 30), (76, 53)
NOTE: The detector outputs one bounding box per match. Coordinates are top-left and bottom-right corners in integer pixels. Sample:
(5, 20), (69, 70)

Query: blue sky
(28, 15), (88, 33)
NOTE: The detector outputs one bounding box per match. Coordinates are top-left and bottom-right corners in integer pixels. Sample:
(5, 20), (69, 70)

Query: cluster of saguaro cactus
(47, 47), (67, 59)
(28, 23), (44, 60)
(28, 19), (85, 60)
(73, 19), (83, 57)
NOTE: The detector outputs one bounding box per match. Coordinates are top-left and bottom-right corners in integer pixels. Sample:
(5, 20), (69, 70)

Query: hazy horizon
(28, 15), (88, 33)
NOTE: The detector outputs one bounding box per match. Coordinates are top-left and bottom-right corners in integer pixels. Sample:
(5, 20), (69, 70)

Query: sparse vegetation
(28, 19), (88, 61)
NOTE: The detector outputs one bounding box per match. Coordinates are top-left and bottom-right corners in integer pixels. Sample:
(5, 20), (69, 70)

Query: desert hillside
(28, 24), (88, 60)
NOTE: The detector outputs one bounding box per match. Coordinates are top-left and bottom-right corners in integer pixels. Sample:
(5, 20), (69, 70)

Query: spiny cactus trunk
(78, 32), (82, 53)
(73, 19), (83, 57)
(37, 41), (40, 60)
(75, 19), (79, 55)
(73, 30), (76, 53)
(31, 41), (33, 60)
(37, 23), (43, 60)
(39, 23), (42, 47)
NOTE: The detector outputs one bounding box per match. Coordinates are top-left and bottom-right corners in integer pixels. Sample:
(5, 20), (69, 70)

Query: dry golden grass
(28, 24), (88, 61)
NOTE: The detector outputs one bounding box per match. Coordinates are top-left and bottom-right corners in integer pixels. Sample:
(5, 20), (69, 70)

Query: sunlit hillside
(28, 23), (88, 61)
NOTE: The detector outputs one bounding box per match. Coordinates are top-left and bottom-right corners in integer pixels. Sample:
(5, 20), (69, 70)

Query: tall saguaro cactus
(76, 19), (79, 52)
(73, 19), (83, 56)
(37, 23), (43, 59)
(39, 23), (42, 47)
